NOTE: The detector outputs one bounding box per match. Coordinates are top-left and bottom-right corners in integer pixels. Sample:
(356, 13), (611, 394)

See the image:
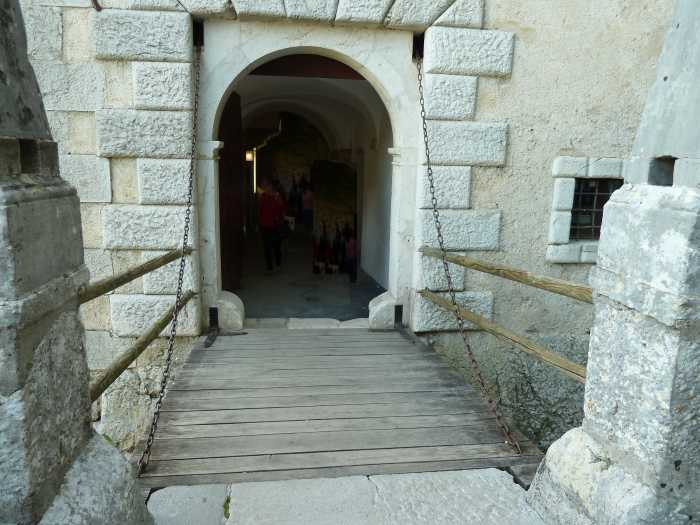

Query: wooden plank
(419, 290), (587, 384)
(165, 383), (473, 400)
(139, 455), (543, 488)
(161, 390), (475, 412)
(195, 347), (424, 357)
(177, 362), (454, 380)
(149, 425), (508, 460)
(155, 414), (495, 439)
(187, 354), (442, 368)
(158, 398), (486, 426)
(144, 441), (541, 477)
(420, 246), (593, 303)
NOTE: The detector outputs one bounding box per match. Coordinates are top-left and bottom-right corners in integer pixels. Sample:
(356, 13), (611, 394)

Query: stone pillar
(0, 2), (152, 523)
(527, 1), (699, 523)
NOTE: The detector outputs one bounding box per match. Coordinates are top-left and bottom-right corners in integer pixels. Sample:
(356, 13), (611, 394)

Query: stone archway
(196, 20), (419, 326)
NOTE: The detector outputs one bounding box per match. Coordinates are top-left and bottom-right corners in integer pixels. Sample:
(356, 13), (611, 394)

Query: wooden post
(78, 248), (192, 305)
(89, 290), (196, 402)
(420, 247), (593, 304)
(419, 289), (587, 384)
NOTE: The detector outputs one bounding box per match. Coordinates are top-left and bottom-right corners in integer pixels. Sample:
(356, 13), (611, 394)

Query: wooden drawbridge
(139, 328), (541, 488)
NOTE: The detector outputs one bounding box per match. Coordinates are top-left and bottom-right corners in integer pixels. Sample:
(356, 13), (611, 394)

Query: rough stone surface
(547, 211), (572, 244)
(427, 121), (508, 166)
(110, 294), (200, 337)
(418, 165), (471, 209)
(552, 156), (589, 178)
(551, 178), (576, 211)
(424, 27), (514, 77)
(334, 0), (392, 26)
(137, 159), (190, 204)
(103, 205), (189, 249)
(130, 0), (233, 16)
(225, 469), (542, 524)
(285, 0), (337, 21)
(528, 428), (689, 525)
(104, 62), (133, 109)
(368, 291), (396, 329)
(148, 485), (227, 525)
(416, 254), (466, 292)
(385, 0), (455, 31)
(94, 10), (192, 62)
(59, 155), (111, 203)
(217, 290), (245, 331)
(232, 0), (285, 19)
(133, 62), (192, 111)
(62, 8), (93, 63)
(39, 435), (154, 525)
(418, 209), (501, 251)
(96, 110), (192, 158)
(21, 3), (62, 62)
(425, 74), (477, 121)
(434, 0), (483, 28)
(34, 63), (104, 112)
(46, 111), (97, 155)
(142, 250), (198, 294)
(594, 185), (699, 324)
(412, 290), (493, 332)
(111, 158), (139, 204)
(675, 158), (700, 189)
(84, 330), (134, 370)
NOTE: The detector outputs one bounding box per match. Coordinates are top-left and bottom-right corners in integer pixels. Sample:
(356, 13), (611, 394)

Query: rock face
(0, 2), (152, 522)
(528, 2), (700, 521)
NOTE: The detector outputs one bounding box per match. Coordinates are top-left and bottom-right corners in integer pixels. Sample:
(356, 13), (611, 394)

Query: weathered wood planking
(142, 328), (542, 487)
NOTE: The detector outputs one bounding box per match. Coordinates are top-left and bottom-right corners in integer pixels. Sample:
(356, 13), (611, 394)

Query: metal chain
(416, 58), (521, 454)
(138, 45), (201, 475)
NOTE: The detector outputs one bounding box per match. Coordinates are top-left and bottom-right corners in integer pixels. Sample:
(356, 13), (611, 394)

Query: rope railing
(419, 289), (587, 384)
(78, 248), (193, 305)
(420, 247), (593, 304)
(89, 290), (196, 401)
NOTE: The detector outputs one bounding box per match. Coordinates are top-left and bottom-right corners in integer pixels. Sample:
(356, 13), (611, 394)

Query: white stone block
(368, 291), (396, 329)
(335, 0), (392, 25)
(141, 250), (198, 294)
(588, 157), (623, 178)
(418, 209), (501, 251)
(412, 290), (493, 332)
(233, 0), (285, 19)
(94, 10), (192, 62)
(129, 0), (232, 15)
(552, 156), (588, 177)
(418, 254), (466, 291)
(418, 166), (471, 209)
(216, 291), (244, 331)
(103, 205), (189, 249)
(110, 294), (200, 337)
(551, 178), (575, 211)
(434, 0), (483, 28)
(427, 121), (508, 167)
(425, 27), (514, 77)
(674, 158), (700, 189)
(83, 249), (113, 282)
(21, 3), (62, 61)
(546, 243), (582, 263)
(96, 110), (192, 158)
(59, 155), (111, 203)
(133, 62), (192, 110)
(84, 330), (133, 370)
(385, 0), (455, 31)
(285, 0), (337, 21)
(580, 243), (598, 264)
(33, 63), (104, 112)
(425, 74), (477, 121)
(548, 211), (572, 244)
(137, 159), (190, 204)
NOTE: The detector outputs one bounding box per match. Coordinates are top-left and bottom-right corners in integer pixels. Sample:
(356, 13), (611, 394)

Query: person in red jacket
(259, 180), (284, 272)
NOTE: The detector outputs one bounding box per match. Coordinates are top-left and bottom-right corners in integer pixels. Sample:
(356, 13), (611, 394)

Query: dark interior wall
(218, 92), (246, 291)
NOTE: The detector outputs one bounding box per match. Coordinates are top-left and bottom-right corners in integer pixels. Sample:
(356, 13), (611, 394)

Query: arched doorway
(196, 22), (419, 328)
(216, 55), (392, 319)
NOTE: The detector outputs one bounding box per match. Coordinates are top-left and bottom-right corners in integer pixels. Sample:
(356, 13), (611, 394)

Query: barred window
(569, 178), (623, 240)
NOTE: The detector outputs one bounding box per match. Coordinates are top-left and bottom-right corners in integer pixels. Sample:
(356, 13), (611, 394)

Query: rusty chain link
(137, 45), (201, 475)
(416, 58), (521, 454)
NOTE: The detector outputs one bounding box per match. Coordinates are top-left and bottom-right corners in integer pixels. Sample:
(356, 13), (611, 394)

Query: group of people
(287, 176), (315, 232)
(313, 223), (358, 283)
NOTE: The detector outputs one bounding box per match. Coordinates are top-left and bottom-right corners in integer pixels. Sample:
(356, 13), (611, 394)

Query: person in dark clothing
(258, 181), (284, 272)
(345, 230), (358, 283)
(333, 224), (345, 270)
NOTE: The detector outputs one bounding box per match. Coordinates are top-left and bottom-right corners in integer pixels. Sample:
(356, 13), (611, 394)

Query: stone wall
(20, 0), (676, 451)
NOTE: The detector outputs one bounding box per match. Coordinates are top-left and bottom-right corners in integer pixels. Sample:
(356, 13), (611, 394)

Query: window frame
(546, 156), (624, 264)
